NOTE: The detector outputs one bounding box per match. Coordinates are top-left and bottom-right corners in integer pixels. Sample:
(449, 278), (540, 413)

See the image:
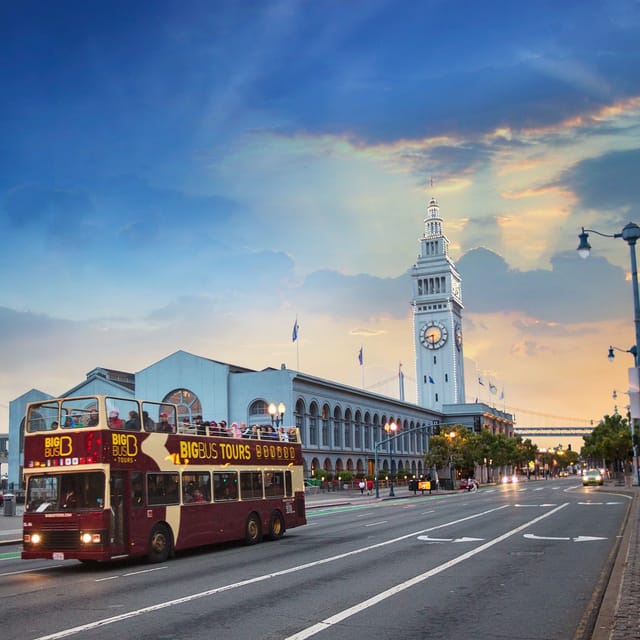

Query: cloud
(457, 246), (629, 323)
(561, 147), (640, 213)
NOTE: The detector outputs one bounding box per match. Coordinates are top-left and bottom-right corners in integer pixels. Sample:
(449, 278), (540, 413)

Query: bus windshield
(25, 472), (105, 513)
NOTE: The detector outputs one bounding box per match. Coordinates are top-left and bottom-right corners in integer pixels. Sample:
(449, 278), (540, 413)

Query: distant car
(459, 479), (478, 491)
(582, 469), (604, 486)
(559, 471), (568, 477)
(501, 474), (518, 484)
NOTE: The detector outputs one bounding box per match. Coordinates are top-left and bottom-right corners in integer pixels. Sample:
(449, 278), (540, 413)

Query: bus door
(127, 471), (152, 557)
(109, 471), (127, 554)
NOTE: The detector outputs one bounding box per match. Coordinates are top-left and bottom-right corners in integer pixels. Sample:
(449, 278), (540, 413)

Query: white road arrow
(417, 535), (484, 543)
(524, 533), (607, 542)
(524, 533), (569, 541)
(452, 537), (485, 543)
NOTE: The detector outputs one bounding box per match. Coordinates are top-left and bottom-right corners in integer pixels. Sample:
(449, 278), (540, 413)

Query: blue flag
(428, 376), (435, 384)
(292, 318), (299, 343)
(489, 381), (497, 394)
(478, 376), (485, 386)
(358, 347), (363, 365)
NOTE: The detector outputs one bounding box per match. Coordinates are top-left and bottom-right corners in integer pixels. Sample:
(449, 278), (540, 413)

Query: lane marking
(30, 505), (510, 640)
(364, 521), (388, 527)
(285, 503), (569, 639)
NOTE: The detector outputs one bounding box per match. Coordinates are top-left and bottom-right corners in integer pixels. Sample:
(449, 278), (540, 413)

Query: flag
(489, 381), (497, 394)
(500, 388), (504, 401)
(478, 376), (485, 386)
(358, 347), (363, 366)
(398, 362), (404, 380)
(428, 375), (435, 384)
(292, 318), (299, 343)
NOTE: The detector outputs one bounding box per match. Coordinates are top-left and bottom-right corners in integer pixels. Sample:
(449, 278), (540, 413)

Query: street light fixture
(268, 402), (286, 428)
(608, 345), (638, 362)
(578, 223), (640, 485)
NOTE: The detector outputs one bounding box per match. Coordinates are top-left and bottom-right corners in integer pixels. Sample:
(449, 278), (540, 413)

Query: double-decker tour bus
(21, 395), (306, 564)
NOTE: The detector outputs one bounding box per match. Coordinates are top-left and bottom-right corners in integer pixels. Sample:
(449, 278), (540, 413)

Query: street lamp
(268, 402), (286, 428)
(578, 223), (640, 485)
(608, 345), (638, 362)
(447, 431), (457, 489)
(384, 421), (398, 496)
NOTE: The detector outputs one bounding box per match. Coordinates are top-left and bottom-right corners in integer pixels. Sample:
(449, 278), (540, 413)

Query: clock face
(420, 321), (448, 349)
(455, 324), (463, 351)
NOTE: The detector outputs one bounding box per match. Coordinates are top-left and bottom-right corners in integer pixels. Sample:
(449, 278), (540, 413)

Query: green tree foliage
(424, 427), (542, 474)
(581, 414), (631, 469)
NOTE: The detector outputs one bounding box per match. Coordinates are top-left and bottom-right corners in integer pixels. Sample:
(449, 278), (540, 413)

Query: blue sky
(2, 0), (640, 443)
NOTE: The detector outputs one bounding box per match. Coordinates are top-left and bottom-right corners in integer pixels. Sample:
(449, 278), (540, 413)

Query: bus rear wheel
(148, 524), (172, 563)
(245, 513), (262, 545)
(268, 510), (285, 540)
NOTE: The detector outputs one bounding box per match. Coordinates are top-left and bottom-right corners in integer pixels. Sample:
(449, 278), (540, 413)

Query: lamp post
(447, 430), (456, 489)
(578, 223), (640, 485)
(384, 421), (398, 496)
(268, 402), (286, 428)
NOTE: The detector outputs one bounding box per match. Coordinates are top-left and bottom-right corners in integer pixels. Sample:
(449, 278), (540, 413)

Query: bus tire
(268, 510), (285, 540)
(148, 524), (172, 563)
(244, 512), (262, 545)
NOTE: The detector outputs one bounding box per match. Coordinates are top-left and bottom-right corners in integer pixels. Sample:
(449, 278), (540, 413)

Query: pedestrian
(366, 479), (374, 495)
(358, 480), (365, 495)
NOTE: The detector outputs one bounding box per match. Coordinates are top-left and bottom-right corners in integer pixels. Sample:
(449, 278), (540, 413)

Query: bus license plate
(53, 552), (65, 560)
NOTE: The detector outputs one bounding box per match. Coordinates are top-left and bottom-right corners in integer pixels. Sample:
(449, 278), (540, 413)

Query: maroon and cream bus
(21, 395), (306, 564)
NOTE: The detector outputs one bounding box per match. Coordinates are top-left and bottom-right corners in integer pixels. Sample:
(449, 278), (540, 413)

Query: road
(0, 479), (629, 640)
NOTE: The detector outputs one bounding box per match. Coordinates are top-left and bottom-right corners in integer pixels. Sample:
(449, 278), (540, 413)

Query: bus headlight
(80, 532), (102, 544)
(25, 532), (42, 544)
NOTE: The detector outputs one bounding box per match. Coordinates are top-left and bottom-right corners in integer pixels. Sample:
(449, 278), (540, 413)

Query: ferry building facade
(6, 199), (514, 490)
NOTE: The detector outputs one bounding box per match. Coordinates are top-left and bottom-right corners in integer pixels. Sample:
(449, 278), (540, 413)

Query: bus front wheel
(148, 524), (172, 563)
(268, 511), (285, 540)
(245, 513), (262, 545)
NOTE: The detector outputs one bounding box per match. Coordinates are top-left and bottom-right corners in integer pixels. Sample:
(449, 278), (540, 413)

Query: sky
(2, 0), (640, 451)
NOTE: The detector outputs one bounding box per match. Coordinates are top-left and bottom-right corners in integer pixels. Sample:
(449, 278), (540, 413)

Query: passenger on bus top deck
(125, 410), (141, 431)
(158, 412), (173, 433)
(87, 407), (99, 426)
(142, 411), (155, 431)
(108, 409), (124, 429)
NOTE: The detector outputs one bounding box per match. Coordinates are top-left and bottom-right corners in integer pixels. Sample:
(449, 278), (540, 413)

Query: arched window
(354, 410), (362, 449)
(309, 402), (319, 446)
(249, 400), (268, 417)
(364, 412), (372, 450)
(163, 389), (202, 424)
(344, 409), (353, 448)
(333, 406), (342, 448)
(321, 404), (330, 447)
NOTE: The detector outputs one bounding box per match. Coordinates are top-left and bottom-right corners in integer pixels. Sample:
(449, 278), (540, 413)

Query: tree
(581, 414), (631, 471)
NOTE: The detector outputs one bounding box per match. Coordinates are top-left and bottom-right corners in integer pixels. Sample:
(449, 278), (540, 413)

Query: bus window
(285, 470), (293, 496)
(25, 472), (105, 512)
(131, 472), (144, 507)
(27, 403), (58, 432)
(106, 398), (141, 431)
(183, 472), (211, 503)
(61, 399), (100, 428)
(264, 471), (285, 498)
(214, 472), (238, 501)
(239, 471), (262, 500)
(147, 472), (180, 506)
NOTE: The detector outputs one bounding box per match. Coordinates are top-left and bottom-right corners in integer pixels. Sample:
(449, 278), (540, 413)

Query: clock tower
(411, 197), (465, 410)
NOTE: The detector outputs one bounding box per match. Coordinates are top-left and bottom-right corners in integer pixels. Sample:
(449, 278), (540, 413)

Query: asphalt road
(0, 479), (629, 640)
